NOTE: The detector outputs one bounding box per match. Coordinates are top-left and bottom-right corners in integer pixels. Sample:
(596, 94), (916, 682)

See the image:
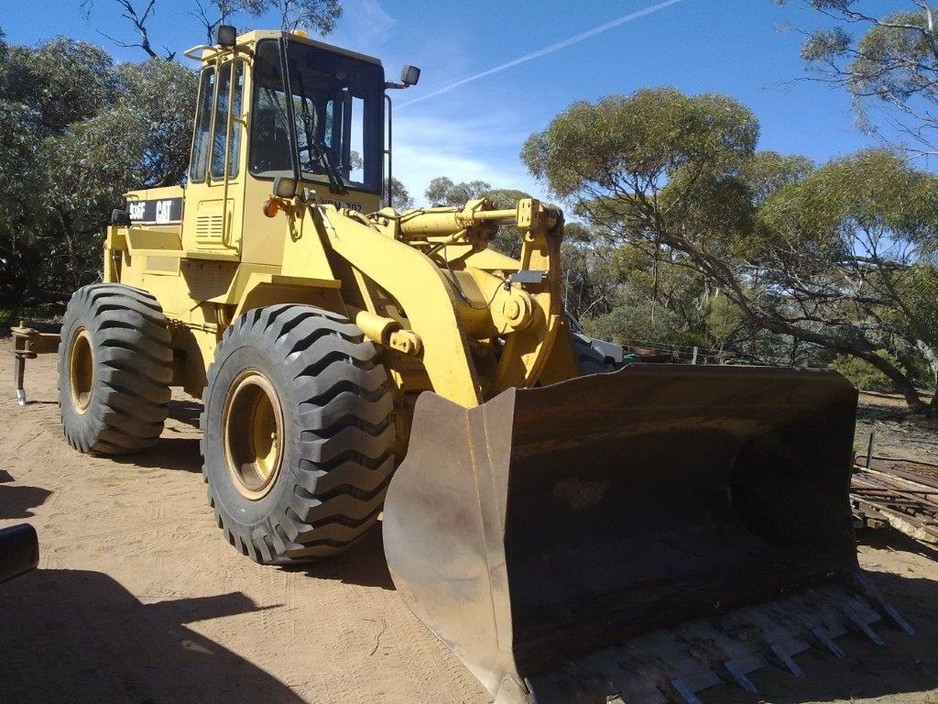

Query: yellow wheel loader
(12, 26), (913, 703)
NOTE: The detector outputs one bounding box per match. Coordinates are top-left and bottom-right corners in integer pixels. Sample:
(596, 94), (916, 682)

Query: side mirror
(273, 176), (298, 199)
(217, 25), (237, 47)
(400, 65), (421, 87)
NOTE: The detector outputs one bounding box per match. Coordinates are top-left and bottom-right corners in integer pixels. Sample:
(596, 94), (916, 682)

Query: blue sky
(0, 0), (910, 204)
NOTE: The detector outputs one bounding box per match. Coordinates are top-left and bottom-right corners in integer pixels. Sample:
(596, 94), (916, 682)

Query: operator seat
(250, 108), (291, 173)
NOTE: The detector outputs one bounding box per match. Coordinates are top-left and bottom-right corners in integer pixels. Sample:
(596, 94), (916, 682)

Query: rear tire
(58, 283), (173, 454)
(201, 304), (395, 564)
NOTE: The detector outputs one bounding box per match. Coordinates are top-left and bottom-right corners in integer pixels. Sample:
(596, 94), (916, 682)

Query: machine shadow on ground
(0, 568), (305, 704)
(0, 469), (51, 519)
(289, 523), (396, 591)
(167, 398), (204, 429)
(113, 435), (204, 472)
(110, 400), (206, 472)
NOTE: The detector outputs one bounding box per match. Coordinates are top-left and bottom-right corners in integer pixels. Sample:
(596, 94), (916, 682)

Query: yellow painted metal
(96, 28), (576, 446)
(352, 308), (401, 345)
(492, 200), (564, 392)
(536, 316), (583, 385)
(313, 205), (483, 408)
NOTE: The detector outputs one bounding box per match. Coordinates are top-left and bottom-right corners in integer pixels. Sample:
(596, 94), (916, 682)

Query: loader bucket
(383, 365), (860, 702)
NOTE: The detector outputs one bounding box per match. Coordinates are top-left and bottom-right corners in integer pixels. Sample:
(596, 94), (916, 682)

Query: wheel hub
(223, 371), (284, 500)
(69, 328), (95, 414)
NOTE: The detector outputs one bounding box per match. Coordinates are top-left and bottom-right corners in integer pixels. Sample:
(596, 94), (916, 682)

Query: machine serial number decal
(320, 198), (364, 212)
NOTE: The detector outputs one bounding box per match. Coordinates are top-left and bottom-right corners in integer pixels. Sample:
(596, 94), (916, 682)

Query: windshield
(249, 38), (384, 193)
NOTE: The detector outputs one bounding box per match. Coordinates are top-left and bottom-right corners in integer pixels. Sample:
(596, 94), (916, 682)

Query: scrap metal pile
(852, 456), (938, 545)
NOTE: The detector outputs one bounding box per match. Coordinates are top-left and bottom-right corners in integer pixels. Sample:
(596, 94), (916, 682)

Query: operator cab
(179, 27), (417, 262)
(189, 30), (386, 202)
(248, 37), (385, 196)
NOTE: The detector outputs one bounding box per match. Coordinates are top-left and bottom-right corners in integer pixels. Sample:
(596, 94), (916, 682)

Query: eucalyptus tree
(522, 87), (938, 411)
(778, 0), (938, 156)
(0, 34), (197, 319)
(758, 148), (938, 406)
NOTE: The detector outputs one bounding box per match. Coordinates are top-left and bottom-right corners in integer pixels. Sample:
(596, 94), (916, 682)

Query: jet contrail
(399, 0), (686, 108)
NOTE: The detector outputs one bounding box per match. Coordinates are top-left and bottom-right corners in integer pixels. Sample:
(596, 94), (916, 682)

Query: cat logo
(155, 200), (174, 224)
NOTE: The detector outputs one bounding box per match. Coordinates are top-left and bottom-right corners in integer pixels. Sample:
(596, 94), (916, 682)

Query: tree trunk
(915, 341), (938, 414)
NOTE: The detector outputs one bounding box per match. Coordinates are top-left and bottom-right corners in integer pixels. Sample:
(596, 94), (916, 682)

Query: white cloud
(327, 0), (396, 55)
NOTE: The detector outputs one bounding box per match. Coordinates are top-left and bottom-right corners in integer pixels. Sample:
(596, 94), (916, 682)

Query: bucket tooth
(512, 582), (911, 704)
(810, 625), (847, 658)
(880, 601), (915, 635)
(767, 643), (805, 678)
(637, 632), (723, 693)
(843, 609), (885, 645)
(666, 678), (705, 704)
(851, 572), (915, 635)
(716, 606), (810, 679)
(720, 659), (759, 694)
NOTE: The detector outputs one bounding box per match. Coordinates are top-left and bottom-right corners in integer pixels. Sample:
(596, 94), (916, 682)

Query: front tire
(58, 284), (173, 454)
(201, 304), (395, 564)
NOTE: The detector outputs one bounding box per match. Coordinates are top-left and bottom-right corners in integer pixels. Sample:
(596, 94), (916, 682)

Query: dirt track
(2, 341), (938, 704)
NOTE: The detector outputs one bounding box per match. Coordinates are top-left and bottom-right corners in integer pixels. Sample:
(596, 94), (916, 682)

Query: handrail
(183, 44), (219, 61)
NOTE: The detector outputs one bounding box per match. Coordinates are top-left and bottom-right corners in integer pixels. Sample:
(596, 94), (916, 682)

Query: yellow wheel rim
(69, 328), (94, 414)
(223, 371), (284, 501)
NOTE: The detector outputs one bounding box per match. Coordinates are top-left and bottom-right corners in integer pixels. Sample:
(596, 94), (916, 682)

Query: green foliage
(424, 176), (491, 206)
(9, 38), (120, 135)
(523, 88), (758, 198)
(559, 224), (618, 321)
(830, 351), (900, 393)
(585, 304), (700, 349)
(0, 32), (197, 321)
(739, 150), (813, 205)
(706, 294), (747, 350)
(384, 177), (414, 209)
(901, 265), (938, 335)
(801, 27), (851, 62)
(522, 88), (760, 276)
(118, 60), (200, 187)
(852, 11), (935, 103)
(759, 149), (938, 299)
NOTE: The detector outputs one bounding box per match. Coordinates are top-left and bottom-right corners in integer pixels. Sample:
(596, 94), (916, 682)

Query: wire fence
(619, 339), (773, 366)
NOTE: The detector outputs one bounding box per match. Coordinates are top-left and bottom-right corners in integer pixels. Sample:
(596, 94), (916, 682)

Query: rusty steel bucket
(382, 365), (860, 703)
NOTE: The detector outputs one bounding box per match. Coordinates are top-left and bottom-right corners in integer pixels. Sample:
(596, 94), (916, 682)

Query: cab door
(182, 59), (247, 256)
